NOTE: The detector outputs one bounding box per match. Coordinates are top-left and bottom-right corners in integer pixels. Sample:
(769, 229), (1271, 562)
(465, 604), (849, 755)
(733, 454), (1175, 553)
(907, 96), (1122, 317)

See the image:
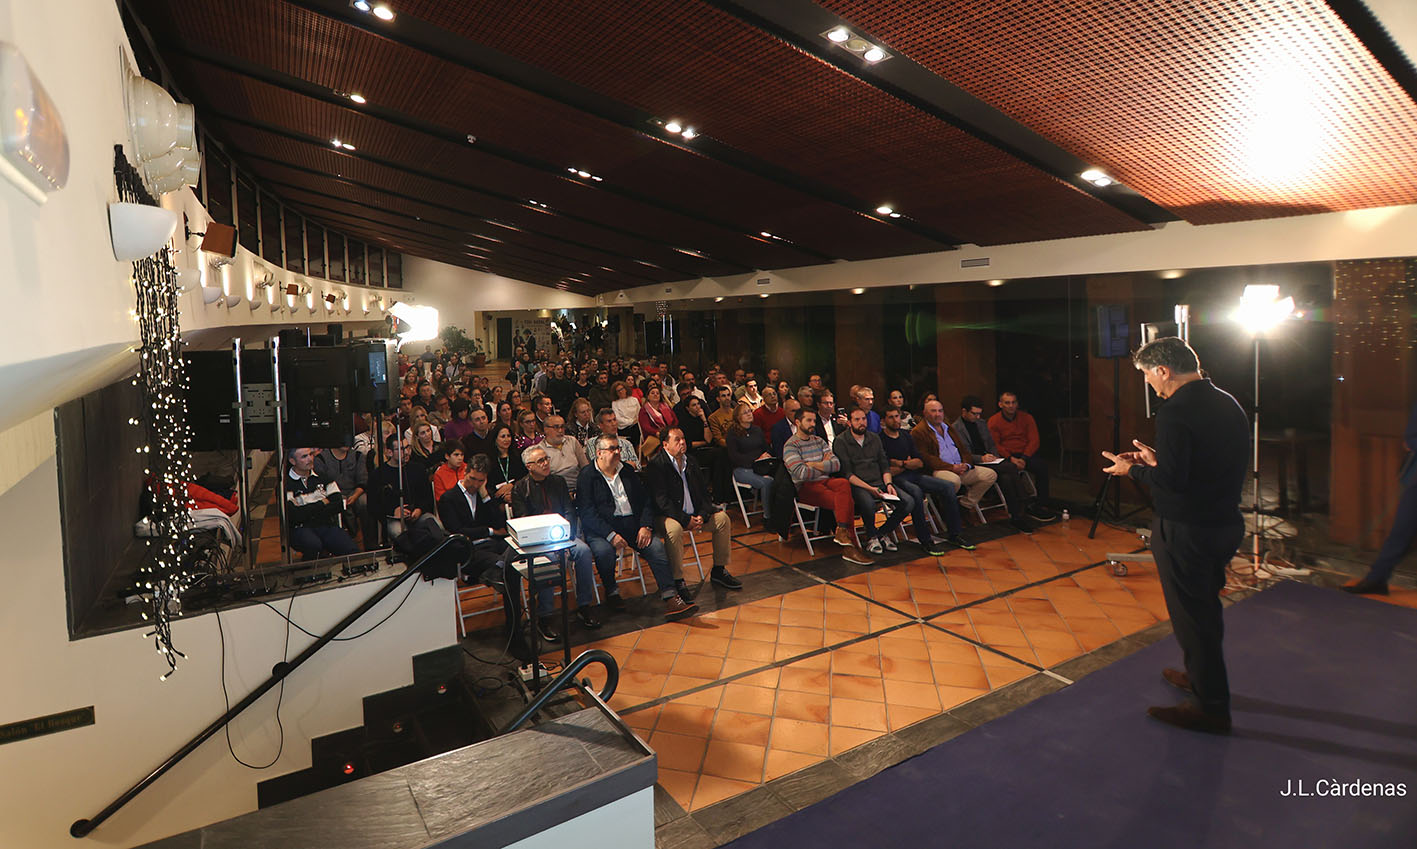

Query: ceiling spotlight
(759, 231), (773, 238)
(371, 4), (395, 20)
(341, 142), (355, 150)
(680, 127), (698, 140)
(331, 138), (342, 147)
(852, 287), (866, 295)
(1080, 168), (1114, 187)
(888, 212), (901, 218)
(714, 296), (724, 303)
(348, 93), (367, 104)
(875, 204), (894, 216)
(822, 27), (891, 63)
(353, 0), (371, 10)
(759, 293), (770, 299)
(827, 27), (850, 43)
(863, 47), (885, 63)
(987, 279), (1006, 287)
(664, 120), (683, 134)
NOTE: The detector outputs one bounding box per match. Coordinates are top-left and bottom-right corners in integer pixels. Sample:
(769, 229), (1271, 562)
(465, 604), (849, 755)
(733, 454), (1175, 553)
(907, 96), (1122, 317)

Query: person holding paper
(833, 408), (923, 555)
(953, 396), (1049, 527)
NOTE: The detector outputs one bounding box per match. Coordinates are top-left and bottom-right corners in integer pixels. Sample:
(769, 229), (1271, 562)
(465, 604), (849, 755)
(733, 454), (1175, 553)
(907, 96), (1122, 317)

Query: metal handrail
(503, 649), (620, 735)
(70, 534), (474, 839)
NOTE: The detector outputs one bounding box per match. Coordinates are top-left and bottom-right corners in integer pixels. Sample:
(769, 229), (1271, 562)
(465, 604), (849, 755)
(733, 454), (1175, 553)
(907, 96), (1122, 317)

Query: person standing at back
(1103, 337), (1248, 734)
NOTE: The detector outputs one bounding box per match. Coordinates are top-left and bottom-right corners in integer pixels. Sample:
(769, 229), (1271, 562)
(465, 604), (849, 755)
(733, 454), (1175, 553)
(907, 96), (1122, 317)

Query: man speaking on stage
(1102, 337), (1249, 734)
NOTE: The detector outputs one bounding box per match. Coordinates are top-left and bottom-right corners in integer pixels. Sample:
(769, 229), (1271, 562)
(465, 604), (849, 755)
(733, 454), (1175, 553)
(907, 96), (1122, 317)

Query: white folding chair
(793, 500), (838, 556)
(733, 478), (764, 527)
(960, 482), (1009, 524)
(1019, 469), (1038, 498)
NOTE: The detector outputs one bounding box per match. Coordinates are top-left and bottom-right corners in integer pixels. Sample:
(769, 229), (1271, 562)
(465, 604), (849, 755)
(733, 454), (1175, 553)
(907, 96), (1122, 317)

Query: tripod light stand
(1232, 285), (1299, 576)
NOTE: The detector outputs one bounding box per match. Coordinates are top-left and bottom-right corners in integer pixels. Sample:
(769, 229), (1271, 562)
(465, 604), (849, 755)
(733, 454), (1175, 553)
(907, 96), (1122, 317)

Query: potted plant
(439, 325), (486, 367)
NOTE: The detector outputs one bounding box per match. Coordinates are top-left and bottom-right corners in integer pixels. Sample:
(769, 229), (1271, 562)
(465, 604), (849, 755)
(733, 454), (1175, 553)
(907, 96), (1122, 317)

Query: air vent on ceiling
(960, 257), (990, 268)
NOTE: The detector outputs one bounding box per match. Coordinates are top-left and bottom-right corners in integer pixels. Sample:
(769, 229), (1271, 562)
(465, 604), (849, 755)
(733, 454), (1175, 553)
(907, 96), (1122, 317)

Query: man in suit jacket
(577, 435), (698, 621)
(770, 398), (801, 458)
(506, 446), (604, 630)
(912, 401), (1032, 534)
(646, 427), (743, 591)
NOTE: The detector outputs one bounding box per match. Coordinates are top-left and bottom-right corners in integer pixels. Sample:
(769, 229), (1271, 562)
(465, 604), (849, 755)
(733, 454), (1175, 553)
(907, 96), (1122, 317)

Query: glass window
(236, 178), (257, 254)
(347, 239), (366, 286)
(284, 210), (304, 274)
(385, 252), (402, 288)
(259, 192), (282, 265)
(367, 247), (384, 287)
(306, 225), (325, 279)
(327, 231), (345, 282)
(204, 145), (232, 227)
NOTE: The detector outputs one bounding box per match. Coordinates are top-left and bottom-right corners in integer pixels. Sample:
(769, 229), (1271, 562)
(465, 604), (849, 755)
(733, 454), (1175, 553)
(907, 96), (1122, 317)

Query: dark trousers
(992, 462), (1028, 518)
(1151, 517), (1244, 718)
(1365, 483), (1417, 583)
(290, 524), (359, 560)
(850, 485), (912, 540)
(1019, 455), (1050, 499)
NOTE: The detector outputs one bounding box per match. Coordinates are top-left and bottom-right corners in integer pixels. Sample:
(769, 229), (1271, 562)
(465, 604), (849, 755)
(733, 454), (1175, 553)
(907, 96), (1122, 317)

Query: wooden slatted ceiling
(818, 0), (1417, 223)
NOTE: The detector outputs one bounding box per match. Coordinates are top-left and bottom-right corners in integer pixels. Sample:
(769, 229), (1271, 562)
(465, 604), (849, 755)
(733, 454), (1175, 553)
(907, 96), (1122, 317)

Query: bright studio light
(1232, 284), (1294, 334)
(388, 301), (439, 348)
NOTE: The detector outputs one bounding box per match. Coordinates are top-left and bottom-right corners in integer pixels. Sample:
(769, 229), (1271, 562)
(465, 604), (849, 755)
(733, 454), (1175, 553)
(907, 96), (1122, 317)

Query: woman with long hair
(400, 369), (420, 399)
(409, 420), (443, 471)
(726, 403), (773, 523)
(485, 424), (524, 505)
(515, 410), (543, 452)
(496, 400), (515, 431)
(637, 382), (677, 440)
(775, 379), (793, 405)
(886, 389), (916, 431)
(568, 397), (597, 445)
(508, 389), (525, 413)
(611, 380), (642, 445)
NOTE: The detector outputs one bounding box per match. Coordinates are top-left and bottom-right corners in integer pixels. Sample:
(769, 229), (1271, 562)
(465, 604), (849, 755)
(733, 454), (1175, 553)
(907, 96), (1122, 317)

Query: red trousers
(796, 477), (855, 526)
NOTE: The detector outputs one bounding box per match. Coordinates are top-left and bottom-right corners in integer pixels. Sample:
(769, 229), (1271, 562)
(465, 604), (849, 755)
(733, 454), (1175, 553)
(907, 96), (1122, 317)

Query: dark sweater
(833, 430), (891, 487)
(726, 426), (769, 469)
(1128, 378), (1249, 526)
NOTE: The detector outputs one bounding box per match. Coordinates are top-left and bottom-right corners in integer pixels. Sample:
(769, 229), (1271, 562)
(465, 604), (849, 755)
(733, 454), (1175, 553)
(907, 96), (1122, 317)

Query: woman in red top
(637, 382), (677, 439)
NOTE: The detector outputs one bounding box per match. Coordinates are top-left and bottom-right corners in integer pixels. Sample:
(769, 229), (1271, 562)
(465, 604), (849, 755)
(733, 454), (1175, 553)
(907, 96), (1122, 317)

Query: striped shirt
(783, 433), (840, 484)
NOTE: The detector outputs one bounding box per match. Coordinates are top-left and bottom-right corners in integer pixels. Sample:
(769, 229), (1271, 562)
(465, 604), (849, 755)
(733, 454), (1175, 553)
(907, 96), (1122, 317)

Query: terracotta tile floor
(557, 518), (1155, 812)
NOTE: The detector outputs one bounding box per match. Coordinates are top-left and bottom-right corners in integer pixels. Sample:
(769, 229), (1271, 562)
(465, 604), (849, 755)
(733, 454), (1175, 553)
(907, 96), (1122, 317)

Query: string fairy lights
(115, 146), (196, 679)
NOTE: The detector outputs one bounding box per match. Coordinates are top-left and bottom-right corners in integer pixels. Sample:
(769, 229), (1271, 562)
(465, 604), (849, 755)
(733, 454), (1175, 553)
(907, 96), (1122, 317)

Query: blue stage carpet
(725, 581), (1417, 848)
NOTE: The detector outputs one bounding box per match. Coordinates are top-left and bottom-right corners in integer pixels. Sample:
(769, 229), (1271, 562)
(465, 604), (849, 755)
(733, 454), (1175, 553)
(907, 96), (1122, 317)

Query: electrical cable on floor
(216, 584), (298, 769)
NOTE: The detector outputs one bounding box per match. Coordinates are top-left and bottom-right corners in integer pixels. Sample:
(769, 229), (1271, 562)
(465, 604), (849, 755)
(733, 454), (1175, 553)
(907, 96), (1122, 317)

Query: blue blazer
(576, 463), (654, 539)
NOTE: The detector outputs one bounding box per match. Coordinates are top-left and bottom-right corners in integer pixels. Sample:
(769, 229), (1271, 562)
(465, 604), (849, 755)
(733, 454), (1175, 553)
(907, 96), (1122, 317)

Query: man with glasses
(511, 446), (606, 631)
(586, 408), (640, 471)
(578, 436), (698, 621)
(953, 395), (1046, 529)
(539, 414), (589, 493)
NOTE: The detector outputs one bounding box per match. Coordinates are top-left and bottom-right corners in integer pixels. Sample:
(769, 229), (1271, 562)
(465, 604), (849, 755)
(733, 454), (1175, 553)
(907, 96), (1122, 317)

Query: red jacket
(988, 411), (1040, 458)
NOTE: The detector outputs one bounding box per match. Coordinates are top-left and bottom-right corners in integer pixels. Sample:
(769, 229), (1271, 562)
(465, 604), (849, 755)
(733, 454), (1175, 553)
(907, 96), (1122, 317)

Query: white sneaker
(865, 537), (884, 555)
(880, 536), (898, 553)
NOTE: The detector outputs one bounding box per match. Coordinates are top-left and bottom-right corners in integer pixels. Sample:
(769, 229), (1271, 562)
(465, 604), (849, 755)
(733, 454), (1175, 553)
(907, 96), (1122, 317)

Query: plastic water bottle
(1061, 509), (1070, 523)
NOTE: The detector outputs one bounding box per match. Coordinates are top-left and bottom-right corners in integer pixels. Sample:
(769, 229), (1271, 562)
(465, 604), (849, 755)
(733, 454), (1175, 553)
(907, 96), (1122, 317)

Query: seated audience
(510, 446), (606, 631)
(770, 398), (802, 457)
(955, 395), (1052, 523)
(443, 399), (477, 444)
(577, 436), (698, 621)
(835, 409), (943, 555)
(368, 436), (440, 546)
(313, 443), (370, 547)
(408, 420), (444, 470)
(611, 380), (642, 445)
(514, 410), (543, 453)
(547, 363), (576, 415)
(567, 397), (598, 446)
(587, 370), (613, 415)
(886, 390), (916, 431)
(707, 385), (738, 447)
(736, 377), (764, 409)
(539, 414), (588, 492)
(587, 407), (641, 471)
(782, 408), (873, 565)
(852, 385), (882, 432)
(879, 408), (972, 550)
(460, 407), (495, 460)
(485, 424), (524, 508)
(752, 387), (786, 433)
(637, 383), (678, 441)
(431, 440), (466, 503)
(726, 404), (774, 523)
(912, 401), (1031, 534)
(647, 427), (742, 590)
(285, 447), (360, 560)
(988, 391), (1050, 502)
(816, 390), (847, 444)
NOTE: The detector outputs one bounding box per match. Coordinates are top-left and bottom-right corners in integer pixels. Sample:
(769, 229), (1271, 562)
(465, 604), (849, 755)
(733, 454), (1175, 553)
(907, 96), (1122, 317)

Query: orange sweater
(433, 464), (462, 503)
(988, 411), (1040, 458)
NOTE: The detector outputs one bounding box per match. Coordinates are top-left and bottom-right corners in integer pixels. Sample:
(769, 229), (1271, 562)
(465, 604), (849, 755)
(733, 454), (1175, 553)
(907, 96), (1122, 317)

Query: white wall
(402, 256), (596, 351)
(0, 455), (456, 849)
(508, 788), (653, 849)
(604, 203), (1417, 305)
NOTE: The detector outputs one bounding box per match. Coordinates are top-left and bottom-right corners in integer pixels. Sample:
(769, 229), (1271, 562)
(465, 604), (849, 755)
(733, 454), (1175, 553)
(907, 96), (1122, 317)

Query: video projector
(507, 514), (572, 548)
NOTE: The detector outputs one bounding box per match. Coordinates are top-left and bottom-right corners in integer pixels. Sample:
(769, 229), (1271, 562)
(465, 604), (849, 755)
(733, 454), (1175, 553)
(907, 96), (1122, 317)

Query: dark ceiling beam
(284, 0), (964, 248)
(261, 176), (665, 286)
(284, 199), (629, 289)
(704, 0), (1178, 226)
(1324, 0), (1417, 108)
(234, 148), (705, 279)
(160, 43), (839, 265)
(212, 112), (754, 276)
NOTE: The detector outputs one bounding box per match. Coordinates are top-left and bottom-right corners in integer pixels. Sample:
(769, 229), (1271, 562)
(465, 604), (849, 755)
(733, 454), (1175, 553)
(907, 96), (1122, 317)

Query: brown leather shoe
(832, 526), (855, 548)
(1162, 668), (1193, 693)
(1146, 702), (1231, 734)
(663, 596), (699, 621)
(842, 544), (875, 566)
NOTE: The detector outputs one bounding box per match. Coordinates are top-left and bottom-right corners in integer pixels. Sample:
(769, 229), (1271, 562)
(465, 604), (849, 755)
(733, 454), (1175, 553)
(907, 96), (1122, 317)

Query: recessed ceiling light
(759, 293), (770, 299)
(371, 4), (395, 20)
(353, 0), (371, 10)
(714, 296), (724, 303)
(759, 231), (773, 238)
(888, 212), (901, 218)
(331, 138), (342, 147)
(875, 204), (894, 216)
(852, 287), (865, 295)
(827, 27), (850, 43)
(680, 127), (698, 140)
(863, 47), (885, 63)
(341, 142), (355, 150)
(348, 93), (367, 104)
(987, 279), (1006, 287)
(1080, 168), (1114, 187)
(664, 120), (683, 134)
